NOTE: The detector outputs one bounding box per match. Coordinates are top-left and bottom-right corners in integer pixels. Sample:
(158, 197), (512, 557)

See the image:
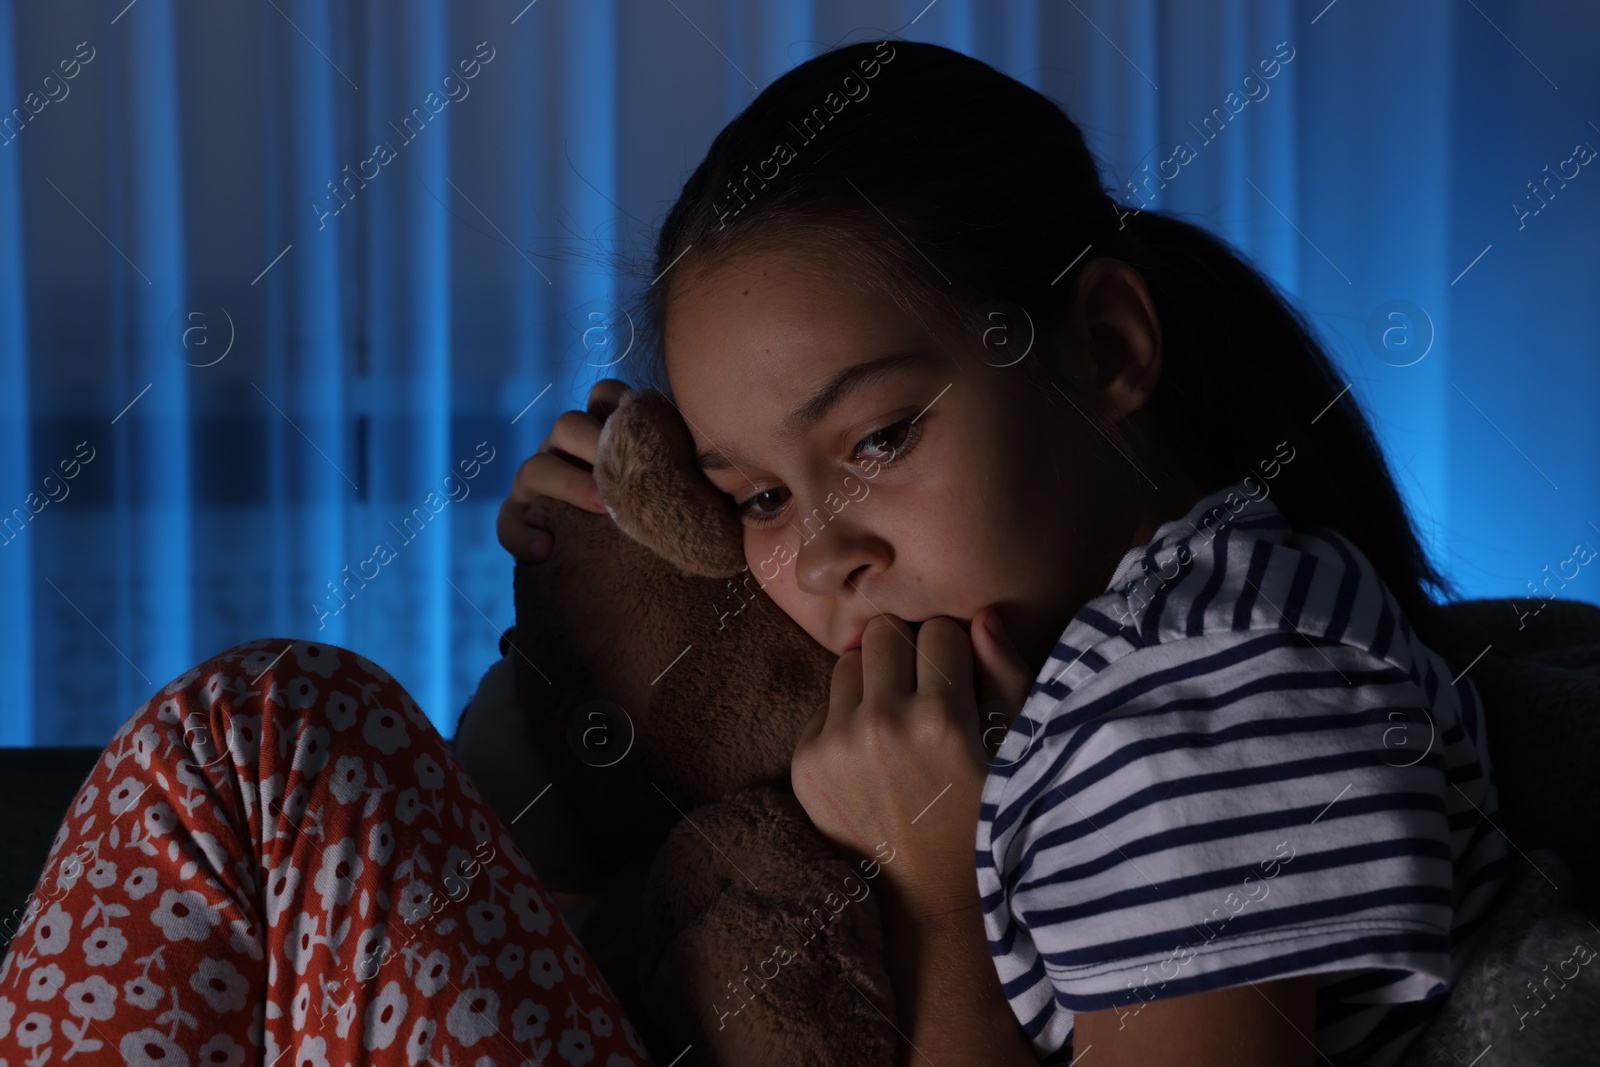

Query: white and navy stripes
(976, 477), (1510, 1067)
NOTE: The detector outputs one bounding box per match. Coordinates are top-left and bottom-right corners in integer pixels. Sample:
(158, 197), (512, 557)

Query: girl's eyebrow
(694, 349), (928, 472)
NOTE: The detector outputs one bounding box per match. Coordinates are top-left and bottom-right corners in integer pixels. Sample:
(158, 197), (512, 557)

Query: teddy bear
(496, 384), (901, 1066)
(470, 382), (1600, 1067)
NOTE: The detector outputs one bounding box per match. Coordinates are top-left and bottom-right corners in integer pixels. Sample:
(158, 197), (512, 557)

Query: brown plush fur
(505, 384), (1600, 1066)
(509, 386), (887, 1064)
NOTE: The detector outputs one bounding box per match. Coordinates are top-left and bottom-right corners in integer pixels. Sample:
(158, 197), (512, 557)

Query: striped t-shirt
(976, 475), (1511, 1067)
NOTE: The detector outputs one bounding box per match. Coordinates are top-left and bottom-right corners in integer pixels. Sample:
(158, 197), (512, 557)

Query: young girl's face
(663, 245), (1169, 673)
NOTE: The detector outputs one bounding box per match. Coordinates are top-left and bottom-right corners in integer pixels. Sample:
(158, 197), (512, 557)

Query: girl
(506, 38), (1508, 1067)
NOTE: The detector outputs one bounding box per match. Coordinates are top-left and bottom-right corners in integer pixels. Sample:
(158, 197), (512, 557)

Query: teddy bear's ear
(593, 387), (747, 579)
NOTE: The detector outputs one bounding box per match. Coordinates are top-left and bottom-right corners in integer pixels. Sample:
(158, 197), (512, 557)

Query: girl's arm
(1072, 974), (1319, 1066)
(879, 886), (1041, 1066)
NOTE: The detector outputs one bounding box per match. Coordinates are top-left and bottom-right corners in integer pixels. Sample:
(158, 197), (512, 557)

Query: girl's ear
(1066, 257), (1164, 424)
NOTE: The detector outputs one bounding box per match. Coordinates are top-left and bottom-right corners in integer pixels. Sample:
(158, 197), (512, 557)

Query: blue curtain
(2, 0), (1597, 746)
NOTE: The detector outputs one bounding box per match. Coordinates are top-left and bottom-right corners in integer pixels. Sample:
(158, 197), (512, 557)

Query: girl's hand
(790, 606), (1034, 920)
(496, 379), (630, 562)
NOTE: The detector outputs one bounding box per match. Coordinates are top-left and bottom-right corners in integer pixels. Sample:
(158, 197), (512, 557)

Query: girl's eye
(733, 415), (924, 527)
(853, 416), (921, 465)
(738, 486), (790, 525)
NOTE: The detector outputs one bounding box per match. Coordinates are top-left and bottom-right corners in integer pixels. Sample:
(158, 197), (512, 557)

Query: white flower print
(25, 963), (64, 1002)
(144, 801), (178, 837)
(511, 997), (549, 1042)
(558, 1025), (596, 1066)
(397, 881), (434, 924)
(161, 664), (203, 695)
(259, 773), (287, 829)
(51, 847), (88, 894)
(33, 902), (72, 955)
(0, 995), (14, 1040)
(294, 642), (341, 677)
(120, 1027), (189, 1066)
(189, 830), (230, 876)
(130, 722), (162, 769)
(47, 819), (70, 859)
(82, 925), (128, 966)
(281, 781), (311, 824)
(151, 887), (217, 941)
(14, 1011), (51, 1049)
(240, 648), (283, 677)
(263, 856), (302, 929)
(202, 670), (241, 707)
(313, 836), (364, 914)
(527, 948), (563, 990)
(291, 981), (313, 1030)
(191, 957), (248, 1013)
(367, 820), (395, 866)
(197, 1033), (246, 1067)
(286, 912), (323, 976)
(293, 723), (332, 777)
(73, 783), (99, 817)
(395, 787), (423, 826)
(413, 752), (445, 792)
(364, 707), (411, 755)
(352, 924), (390, 980)
(496, 943), (525, 980)
(123, 974), (163, 1010)
(563, 942), (588, 978)
(466, 900), (506, 945)
(457, 770), (482, 802)
(86, 856), (118, 889)
(405, 1016), (437, 1066)
(469, 809), (492, 845)
(125, 866), (159, 900)
(63, 974), (116, 1021)
(292, 1036), (329, 1067)
(414, 949), (450, 996)
(329, 754), (366, 804)
(446, 987), (501, 1046)
(362, 979), (409, 1051)
(283, 675), (318, 711)
(510, 883), (553, 936)
(587, 1005), (613, 1038)
(226, 712), (262, 769)
(325, 688), (359, 730)
(107, 775), (148, 816)
(398, 692), (431, 729)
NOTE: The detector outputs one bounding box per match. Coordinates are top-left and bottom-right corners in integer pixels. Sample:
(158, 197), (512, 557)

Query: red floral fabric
(0, 637), (654, 1067)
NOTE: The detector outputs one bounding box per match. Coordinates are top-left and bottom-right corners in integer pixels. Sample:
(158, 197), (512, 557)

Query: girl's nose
(792, 513), (892, 599)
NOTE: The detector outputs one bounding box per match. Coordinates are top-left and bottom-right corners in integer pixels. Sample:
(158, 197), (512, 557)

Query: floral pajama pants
(0, 637), (653, 1067)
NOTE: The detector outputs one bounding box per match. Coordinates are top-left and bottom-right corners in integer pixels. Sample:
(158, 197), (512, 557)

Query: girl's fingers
(860, 615), (917, 712)
(543, 409), (605, 469)
(495, 496), (551, 562)
(973, 605), (1033, 712)
(915, 617), (975, 707)
(586, 378), (632, 421)
(828, 644), (866, 723)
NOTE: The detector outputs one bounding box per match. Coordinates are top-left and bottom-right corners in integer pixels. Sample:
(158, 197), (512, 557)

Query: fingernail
(589, 486), (607, 512)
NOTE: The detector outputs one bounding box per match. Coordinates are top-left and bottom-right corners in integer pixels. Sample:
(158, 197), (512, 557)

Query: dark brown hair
(618, 38), (1476, 668)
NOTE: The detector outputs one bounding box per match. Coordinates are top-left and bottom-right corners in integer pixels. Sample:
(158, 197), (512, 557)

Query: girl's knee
(122, 637), (433, 780)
